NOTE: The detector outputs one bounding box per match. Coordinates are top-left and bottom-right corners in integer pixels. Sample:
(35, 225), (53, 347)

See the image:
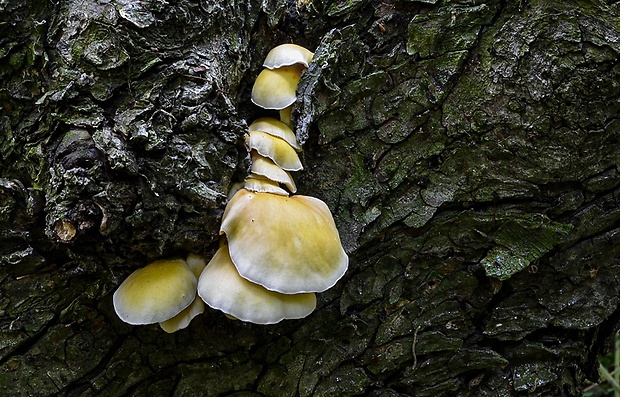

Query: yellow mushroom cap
(197, 245), (316, 324)
(263, 44), (314, 69)
(250, 151), (297, 193)
(159, 296), (205, 333)
(244, 174), (289, 196)
(249, 117), (301, 151)
(251, 66), (302, 110)
(245, 131), (303, 172)
(113, 259), (197, 325)
(221, 189), (349, 294)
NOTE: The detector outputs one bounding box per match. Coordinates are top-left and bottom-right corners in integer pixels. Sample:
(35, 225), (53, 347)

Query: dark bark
(2, 0), (620, 396)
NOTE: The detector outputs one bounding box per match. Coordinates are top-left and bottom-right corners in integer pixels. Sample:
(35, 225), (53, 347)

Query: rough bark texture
(2, 0), (620, 396)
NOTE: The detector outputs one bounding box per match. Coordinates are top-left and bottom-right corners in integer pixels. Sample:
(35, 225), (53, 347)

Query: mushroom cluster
(113, 44), (348, 330)
(197, 44), (348, 324)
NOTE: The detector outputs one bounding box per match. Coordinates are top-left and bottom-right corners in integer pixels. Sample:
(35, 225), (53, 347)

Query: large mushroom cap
(220, 189), (349, 294)
(249, 117), (301, 151)
(251, 66), (302, 110)
(263, 44), (314, 69)
(245, 131), (303, 171)
(197, 245), (316, 324)
(113, 259), (197, 325)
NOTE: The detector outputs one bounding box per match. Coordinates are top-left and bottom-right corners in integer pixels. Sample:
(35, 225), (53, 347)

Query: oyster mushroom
(263, 43), (314, 69)
(250, 151), (297, 193)
(197, 244), (316, 324)
(245, 131), (303, 172)
(251, 66), (303, 110)
(220, 188), (348, 294)
(248, 117), (301, 151)
(113, 259), (199, 331)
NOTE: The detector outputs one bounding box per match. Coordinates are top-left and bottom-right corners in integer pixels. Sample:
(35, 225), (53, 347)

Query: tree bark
(2, 0), (620, 395)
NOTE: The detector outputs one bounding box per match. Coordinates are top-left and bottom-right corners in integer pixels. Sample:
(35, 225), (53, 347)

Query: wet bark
(2, 0), (620, 396)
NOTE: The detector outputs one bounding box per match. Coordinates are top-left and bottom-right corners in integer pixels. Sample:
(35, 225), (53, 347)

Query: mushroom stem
(279, 106), (293, 128)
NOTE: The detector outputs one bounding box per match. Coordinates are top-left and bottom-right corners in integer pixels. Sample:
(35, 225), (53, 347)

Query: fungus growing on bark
(113, 258), (201, 332)
(197, 245), (316, 324)
(246, 131), (303, 172)
(220, 188), (348, 294)
(113, 254), (207, 333)
(191, 43), (346, 325)
(251, 66), (303, 110)
(244, 174), (289, 196)
(250, 151), (297, 193)
(263, 43), (314, 69)
(249, 117), (301, 151)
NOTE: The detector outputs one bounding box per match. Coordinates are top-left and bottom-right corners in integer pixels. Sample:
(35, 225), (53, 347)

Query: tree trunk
(2, 0), (620, 395)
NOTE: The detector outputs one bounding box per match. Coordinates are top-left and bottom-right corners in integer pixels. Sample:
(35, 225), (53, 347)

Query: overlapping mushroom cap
(220, 188), (348, 294)
(246, 131), (303, 171)
(197, 245), (316, 324)
(244, 174), (290, 196)
(249, 117), (301, 151)
(251, 66), (303, 110)
(263, 43), (314, 69)
(113, 259), (198, 326)
(250, 151), (297, 193)
(159, 297), (205, 333)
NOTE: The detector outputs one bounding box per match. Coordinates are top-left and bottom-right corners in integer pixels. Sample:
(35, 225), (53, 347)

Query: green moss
(481, 215), (573, 280)
(326, 0), (366, 17)
(407, 4), (495, 57)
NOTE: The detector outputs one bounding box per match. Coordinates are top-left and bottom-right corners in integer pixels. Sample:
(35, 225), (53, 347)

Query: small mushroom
(251, 66), (303, 110)
(113, 259), (198, 327)
(220, 189), (348, 294)
(244, 174), (289, 196)
(263, 43), (314, 69)
(249, 117), (301, 151)
(197, 244), (316, 324)
(250, 151), (297, 193)
(159, 296), (205, 333)
(245, 131), (303, 171)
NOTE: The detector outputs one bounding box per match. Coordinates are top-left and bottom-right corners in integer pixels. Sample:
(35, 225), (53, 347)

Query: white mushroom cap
(249, 117), (301, 151)
(185, 253), (207, 278)
(244, 174), (289, 196)
(251, 66), (302, 110)
(263, 44), (314, 69)
(250, 151), (297, 193)
(197, 245), (316, 324)
(220, 189), (349, 294)
(245, 131), (303, 172)
(113, 259), (197, 325)
(159, 296), (205, 333)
